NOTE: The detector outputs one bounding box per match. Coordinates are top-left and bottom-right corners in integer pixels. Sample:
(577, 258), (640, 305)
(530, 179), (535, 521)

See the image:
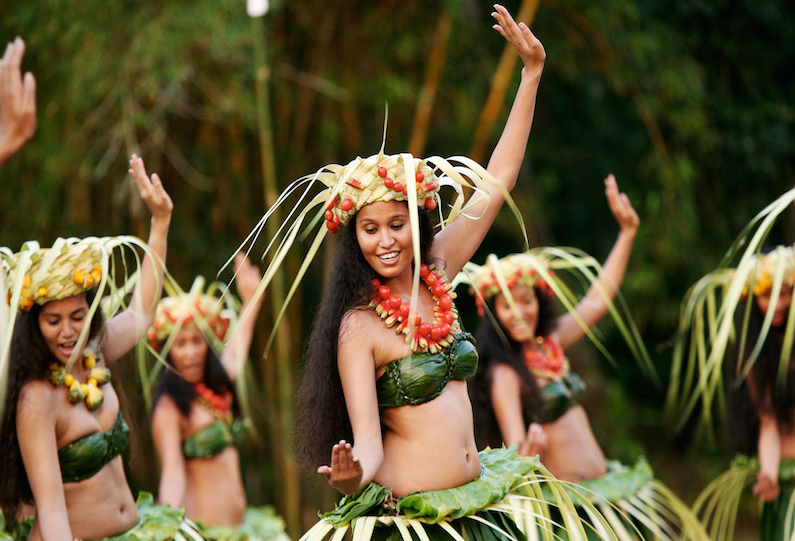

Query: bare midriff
(541, 405), (607, 482)
(29, 457), (138, 541)
(376, 381), (481, 497)
(184, 446), (246, 525)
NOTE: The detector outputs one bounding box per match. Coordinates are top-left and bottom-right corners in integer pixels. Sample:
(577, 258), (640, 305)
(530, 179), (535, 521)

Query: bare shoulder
(491, 363), (522, 387)
(152, 394), (184, 428)
(17, 379), (56, 421)
(339, 307), (381, 344)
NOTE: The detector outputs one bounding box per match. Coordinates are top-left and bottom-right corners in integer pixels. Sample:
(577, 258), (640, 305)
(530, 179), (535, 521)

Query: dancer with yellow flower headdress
(666, 188), (795, 540)
(460, 176), (705, 540)
(0, 156), (200, 541)
(236, 5), (643, 541)
(146, 254), (288, 541)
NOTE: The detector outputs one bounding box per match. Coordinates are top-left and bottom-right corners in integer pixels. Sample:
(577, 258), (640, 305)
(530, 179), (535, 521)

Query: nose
(378, 229), (395, 249)
(60, 320), (76, 338)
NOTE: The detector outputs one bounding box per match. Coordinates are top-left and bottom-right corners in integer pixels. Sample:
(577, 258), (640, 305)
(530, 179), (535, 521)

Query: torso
(23, 357), (137, 541)
(179, 400), (246, 525)
(350, 287), (481, 497)
(518, 353), (606, 482)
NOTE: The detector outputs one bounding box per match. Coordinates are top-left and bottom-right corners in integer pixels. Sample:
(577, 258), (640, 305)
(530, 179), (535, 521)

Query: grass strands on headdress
(665, 187), (795, 436)
(457, 247), (657, 384)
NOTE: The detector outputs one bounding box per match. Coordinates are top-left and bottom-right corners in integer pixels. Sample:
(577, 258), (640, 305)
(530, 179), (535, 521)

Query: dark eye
(391, 222), (405, 230)
(365, 227), (377, 234)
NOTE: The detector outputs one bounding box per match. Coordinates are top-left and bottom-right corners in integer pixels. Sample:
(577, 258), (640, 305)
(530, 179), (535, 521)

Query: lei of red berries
(370, 264), (461, 353)
(194, 382), (234, 422)
(524, 335), (569, 381)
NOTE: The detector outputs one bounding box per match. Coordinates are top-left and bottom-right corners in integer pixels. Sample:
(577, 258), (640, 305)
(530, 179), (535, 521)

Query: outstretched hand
(129, 154), (173, 223)
(318, 440), (363, 494)
(492, 4), (545, 77)
(604, 174), (639, 233)
(233, 253), (261, 305)
(0, 37), (36, 165)
(753, 472), (780, 502)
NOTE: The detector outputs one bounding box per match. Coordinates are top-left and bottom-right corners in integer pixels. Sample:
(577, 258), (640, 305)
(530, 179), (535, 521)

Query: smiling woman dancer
(148, 255), (287, 541)
(461, 177), (707, 540)
(241, 5), (622, 541)
(0, 156), (199, 541)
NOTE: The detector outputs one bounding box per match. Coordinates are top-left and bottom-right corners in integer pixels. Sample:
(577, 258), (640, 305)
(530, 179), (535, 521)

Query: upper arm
(337, 314), (383, 448)
(100, 310), (151, 363)
(152, 396), (187, 505)
(152, 396), (186, 478)
(16, 385), (72, 539)
(489, 364), (527, 447)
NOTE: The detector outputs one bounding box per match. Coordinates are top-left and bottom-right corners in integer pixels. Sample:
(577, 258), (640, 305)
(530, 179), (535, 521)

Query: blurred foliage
(1, 0), (793, 535)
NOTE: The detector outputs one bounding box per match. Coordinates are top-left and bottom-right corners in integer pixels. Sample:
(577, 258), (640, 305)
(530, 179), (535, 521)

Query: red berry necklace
(194, 382), (234, 422)
(524, 335), (569, 381)
(370, 264), (461, 354)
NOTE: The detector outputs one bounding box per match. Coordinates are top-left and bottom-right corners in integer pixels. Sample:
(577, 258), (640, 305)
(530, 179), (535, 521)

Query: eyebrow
(359, 213), (409, 224)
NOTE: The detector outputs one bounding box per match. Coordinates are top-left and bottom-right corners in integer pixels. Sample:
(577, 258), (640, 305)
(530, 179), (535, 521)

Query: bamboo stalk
(252, 16), (301, 537)
(407, 9), (453, 156)
(469, 0), (541, 164)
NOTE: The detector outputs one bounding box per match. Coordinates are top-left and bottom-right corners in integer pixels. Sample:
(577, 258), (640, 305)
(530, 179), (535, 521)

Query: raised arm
(17, 384), (72, 541)
(102, 155), (173, 363)
(550, 175), (639, 350)
(317, 314), (384, 494)
(152, 395), (187, 508)
(433, 5), (545, 276)
(221, 254), (263, 381)
(0, 38), (36, 166)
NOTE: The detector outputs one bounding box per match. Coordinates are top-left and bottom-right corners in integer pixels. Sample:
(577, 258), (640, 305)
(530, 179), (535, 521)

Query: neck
(382, 263), (419, 296)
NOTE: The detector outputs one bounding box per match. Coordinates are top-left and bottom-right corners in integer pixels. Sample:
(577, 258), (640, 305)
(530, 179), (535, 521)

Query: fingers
(22, 72), (36, 117)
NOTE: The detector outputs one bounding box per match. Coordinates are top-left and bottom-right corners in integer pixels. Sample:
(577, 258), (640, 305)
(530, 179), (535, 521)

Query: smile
(377, 251), (400, 263)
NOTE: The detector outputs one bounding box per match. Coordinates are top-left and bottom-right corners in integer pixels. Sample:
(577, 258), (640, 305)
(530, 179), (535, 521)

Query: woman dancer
(467, 175), (638, 477)
(681, 240), (795, 539)
(245, 6), (623, 540)
(0, 156), (197, 540)
(462, 178), (706, 539)
(148, 255), (287, 540)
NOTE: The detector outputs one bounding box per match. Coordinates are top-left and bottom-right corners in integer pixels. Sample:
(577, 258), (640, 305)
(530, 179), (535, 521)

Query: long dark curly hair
(0, 291), (105, 518)
(294, 206), (435, 471)
(728, 301), (795, 454)
(469, 290), (557, 450)
(152, 343), (240, 419)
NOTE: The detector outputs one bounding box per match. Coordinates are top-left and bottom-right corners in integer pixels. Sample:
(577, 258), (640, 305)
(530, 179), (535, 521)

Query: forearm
(157, 472), (186, 508)
(351, 437), (384, 491)
(132, 217), (170, 323)
(485, 69), (542, 191)
(224, 296), (264, 378)
(759, 418), (781, 480)
(35, 508), (73, 541)
(585, 229), (636, 305)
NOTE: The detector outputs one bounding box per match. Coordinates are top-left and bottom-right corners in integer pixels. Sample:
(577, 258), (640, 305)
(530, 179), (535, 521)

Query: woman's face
(169, 327), (208, 384)
(755, 284), (793, 328)
(494, 284), (538, 343)
(38, 294), (90, 364)
(355, 201), (414, 279)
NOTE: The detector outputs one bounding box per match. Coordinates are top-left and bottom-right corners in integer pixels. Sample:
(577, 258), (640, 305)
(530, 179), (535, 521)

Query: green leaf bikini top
(527, 372), (586, 424)
(376, 332), (478, 408)
(182, 418), (247, 460)
(58, 411), (130, 483)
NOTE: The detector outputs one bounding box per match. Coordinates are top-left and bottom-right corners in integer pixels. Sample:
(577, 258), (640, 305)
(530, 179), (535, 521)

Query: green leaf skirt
(695, 455), (795, 540)
(300, 447), (641, 541)
(197, 506), (290, 541)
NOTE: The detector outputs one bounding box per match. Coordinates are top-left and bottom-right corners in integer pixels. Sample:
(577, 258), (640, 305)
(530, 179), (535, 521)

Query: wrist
(150, 215), (172, 231)
(618, 227), (637, 240)
(520, 66), (543, 84)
